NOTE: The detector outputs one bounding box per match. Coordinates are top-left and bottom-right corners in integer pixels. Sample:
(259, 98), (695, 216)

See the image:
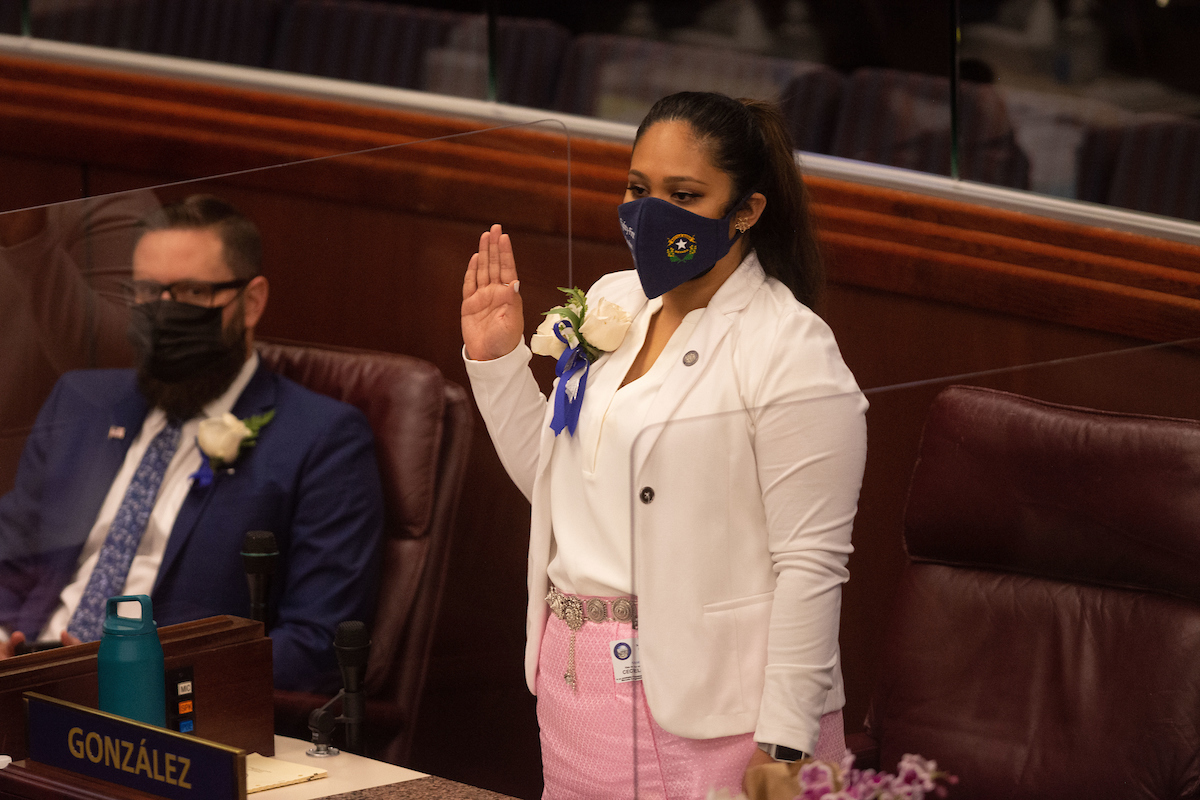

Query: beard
(137, 311), (248, 422)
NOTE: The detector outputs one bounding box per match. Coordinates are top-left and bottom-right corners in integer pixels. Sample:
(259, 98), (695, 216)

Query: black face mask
(129, 299), (242, 383)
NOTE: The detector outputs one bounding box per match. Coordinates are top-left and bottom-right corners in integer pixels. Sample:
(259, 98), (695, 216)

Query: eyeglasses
(126, 279), (249, 307)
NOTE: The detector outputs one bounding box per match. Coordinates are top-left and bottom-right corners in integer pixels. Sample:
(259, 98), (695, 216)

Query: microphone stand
(305, 621), (370, 757)
(337, 684), (365, 755)
(304, 688), (364, 758)
(306, 694), (342, 757)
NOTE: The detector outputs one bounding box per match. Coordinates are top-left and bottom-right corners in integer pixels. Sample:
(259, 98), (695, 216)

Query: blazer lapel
(102, 387), (150, 484)
(632, 256), (765, 477)
(60, 384), (147, 564)
(155, 364), (278, 590)
(631, 312), (732, 476)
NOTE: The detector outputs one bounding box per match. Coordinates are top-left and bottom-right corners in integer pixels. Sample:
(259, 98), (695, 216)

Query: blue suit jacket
(0, 361), (384, 692)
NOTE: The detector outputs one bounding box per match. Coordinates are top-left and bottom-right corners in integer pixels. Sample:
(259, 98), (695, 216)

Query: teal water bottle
(97, 595), (166, 727)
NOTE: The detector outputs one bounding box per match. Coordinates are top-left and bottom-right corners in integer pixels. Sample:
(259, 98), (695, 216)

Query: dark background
(383, 0), (1200, 96)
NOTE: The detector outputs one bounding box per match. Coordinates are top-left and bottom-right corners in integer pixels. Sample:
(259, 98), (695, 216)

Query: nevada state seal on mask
(617, 196), (744, 299)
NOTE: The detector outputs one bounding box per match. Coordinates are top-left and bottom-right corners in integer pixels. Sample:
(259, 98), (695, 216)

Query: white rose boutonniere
(531, 313), (573, 358)
(578, 296), (632, 353)
(536, 287), (632, 436)
(190, 409), (275, 488)
(197, 413), (252, 463)
(539, 286), (631, 363)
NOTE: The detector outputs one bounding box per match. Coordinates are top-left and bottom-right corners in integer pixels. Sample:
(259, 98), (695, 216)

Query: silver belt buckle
(585, 598), (607, 623)
(611, 597), (635, 626)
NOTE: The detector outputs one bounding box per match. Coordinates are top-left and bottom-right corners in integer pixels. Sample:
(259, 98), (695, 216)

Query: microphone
(334, 620), (370, 754)
(241, 530), (278, 625)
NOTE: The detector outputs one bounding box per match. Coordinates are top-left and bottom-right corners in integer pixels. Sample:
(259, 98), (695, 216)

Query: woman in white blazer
(462, 92), (868, 799)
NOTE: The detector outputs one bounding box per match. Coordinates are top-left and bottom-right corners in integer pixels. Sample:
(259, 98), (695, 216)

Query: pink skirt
(537, 605), (845, 800)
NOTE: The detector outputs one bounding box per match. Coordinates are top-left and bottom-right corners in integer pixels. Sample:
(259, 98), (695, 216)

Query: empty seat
(1106, 116), (1200, 221)
(830, 67), (1030, 189)
(422, 14), (569, 108)
(553, 31), (844, 146)
(270, 0), (465, 90)
(860, 385), (1200, 798)
(27, 0), (282, 68)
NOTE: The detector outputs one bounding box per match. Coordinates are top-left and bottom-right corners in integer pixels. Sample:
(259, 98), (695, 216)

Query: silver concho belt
(545, 585), (637, 690)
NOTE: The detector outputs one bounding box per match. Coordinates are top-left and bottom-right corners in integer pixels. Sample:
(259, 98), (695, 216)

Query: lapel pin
(107, 426), (126, 440)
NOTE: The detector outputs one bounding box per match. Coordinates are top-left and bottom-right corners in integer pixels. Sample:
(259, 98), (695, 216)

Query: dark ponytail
(635, 92), (824, 308)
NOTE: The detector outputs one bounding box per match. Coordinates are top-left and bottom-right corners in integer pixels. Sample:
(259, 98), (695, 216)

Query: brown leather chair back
(865, 385), (1200, 799)
(259, 339), (472, 765)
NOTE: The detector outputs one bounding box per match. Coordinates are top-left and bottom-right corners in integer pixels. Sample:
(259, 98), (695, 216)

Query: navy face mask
(617, 196), (744, 299)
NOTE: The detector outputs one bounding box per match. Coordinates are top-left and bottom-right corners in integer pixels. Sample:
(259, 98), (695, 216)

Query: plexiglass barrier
(0, 118), (571, 619)
(612, 323), (1199, 796)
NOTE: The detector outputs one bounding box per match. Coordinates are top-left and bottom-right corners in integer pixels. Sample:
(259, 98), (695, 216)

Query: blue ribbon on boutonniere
(549, 321), (591, 436)
(189, 448), (216, 489)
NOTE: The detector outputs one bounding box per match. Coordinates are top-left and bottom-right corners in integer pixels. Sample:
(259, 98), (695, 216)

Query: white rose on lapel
(198, 413), (252, 463)
(190, 410), (274, 489)
(536, 288), (632, 437)
(578, 297), (632, 353)
(531, 313), (572, 358)
(535, 287), (631, 364)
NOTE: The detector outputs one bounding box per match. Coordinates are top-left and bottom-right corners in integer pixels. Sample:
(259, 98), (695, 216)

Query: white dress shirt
(546, 297), (703, 597)
(37, 353), (259, 641)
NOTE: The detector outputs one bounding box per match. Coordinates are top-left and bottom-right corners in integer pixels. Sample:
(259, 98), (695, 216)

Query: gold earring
(735, 218), (749, 233)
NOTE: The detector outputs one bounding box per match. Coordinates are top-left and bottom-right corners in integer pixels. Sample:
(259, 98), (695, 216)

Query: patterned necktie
(67, 419), (183, 642)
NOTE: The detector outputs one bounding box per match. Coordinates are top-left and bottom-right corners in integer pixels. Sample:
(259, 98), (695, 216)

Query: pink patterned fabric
(812, 710), (846, 763)
(538, 608), (846, 799)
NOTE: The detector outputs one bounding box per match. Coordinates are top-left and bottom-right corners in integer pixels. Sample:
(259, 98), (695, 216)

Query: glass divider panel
(0, 121), (572, 796)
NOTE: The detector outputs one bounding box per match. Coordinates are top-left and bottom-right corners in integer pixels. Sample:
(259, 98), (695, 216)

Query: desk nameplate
(25, 692), (247, 800)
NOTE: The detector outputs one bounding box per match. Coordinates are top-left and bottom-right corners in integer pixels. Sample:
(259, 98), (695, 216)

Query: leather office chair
(551, 32), (840, 129)
(259, 340), (472, 766)
(1106, 116), (1200, 221)
(24, 0), (283, 68)
(830, 68), (1030, 189)
(778, 66), (846, 155)
(859, 385), (1200, 799)
(421, 14), (570, 109)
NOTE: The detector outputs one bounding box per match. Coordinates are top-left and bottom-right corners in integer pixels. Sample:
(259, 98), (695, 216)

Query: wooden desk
(0, 616), (274, 761)
(259, 737), (517, 800)
(322, 779), (520, 799)
(0, 737), (519, 800)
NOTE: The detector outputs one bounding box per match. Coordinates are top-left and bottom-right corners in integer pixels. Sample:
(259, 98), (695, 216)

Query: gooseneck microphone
(334, 620), (370, 755)
(241, 530), (278, 625)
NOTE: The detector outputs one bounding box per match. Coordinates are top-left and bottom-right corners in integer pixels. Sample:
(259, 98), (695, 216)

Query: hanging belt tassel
(547, 587), (585, 690)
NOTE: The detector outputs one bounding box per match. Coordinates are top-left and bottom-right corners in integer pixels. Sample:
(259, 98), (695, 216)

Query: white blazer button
(639, 487), (655, 503)
(683, 350), (699, 366)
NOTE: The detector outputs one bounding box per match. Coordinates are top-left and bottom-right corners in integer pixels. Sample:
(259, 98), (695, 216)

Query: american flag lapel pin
(107, 426), (126, 440)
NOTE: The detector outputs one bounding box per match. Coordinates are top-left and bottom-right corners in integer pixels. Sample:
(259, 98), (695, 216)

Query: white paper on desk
(246, 753), (328, 793)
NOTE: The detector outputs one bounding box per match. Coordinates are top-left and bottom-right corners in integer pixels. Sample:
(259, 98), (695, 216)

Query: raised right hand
(462, 224), (524, 361)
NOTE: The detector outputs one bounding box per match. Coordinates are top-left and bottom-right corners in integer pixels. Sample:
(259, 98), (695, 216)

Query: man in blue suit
(0, 195), (383, 693)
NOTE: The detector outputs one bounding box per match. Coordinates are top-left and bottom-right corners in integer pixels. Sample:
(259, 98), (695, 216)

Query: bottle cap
(102, 595), (157, 636)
